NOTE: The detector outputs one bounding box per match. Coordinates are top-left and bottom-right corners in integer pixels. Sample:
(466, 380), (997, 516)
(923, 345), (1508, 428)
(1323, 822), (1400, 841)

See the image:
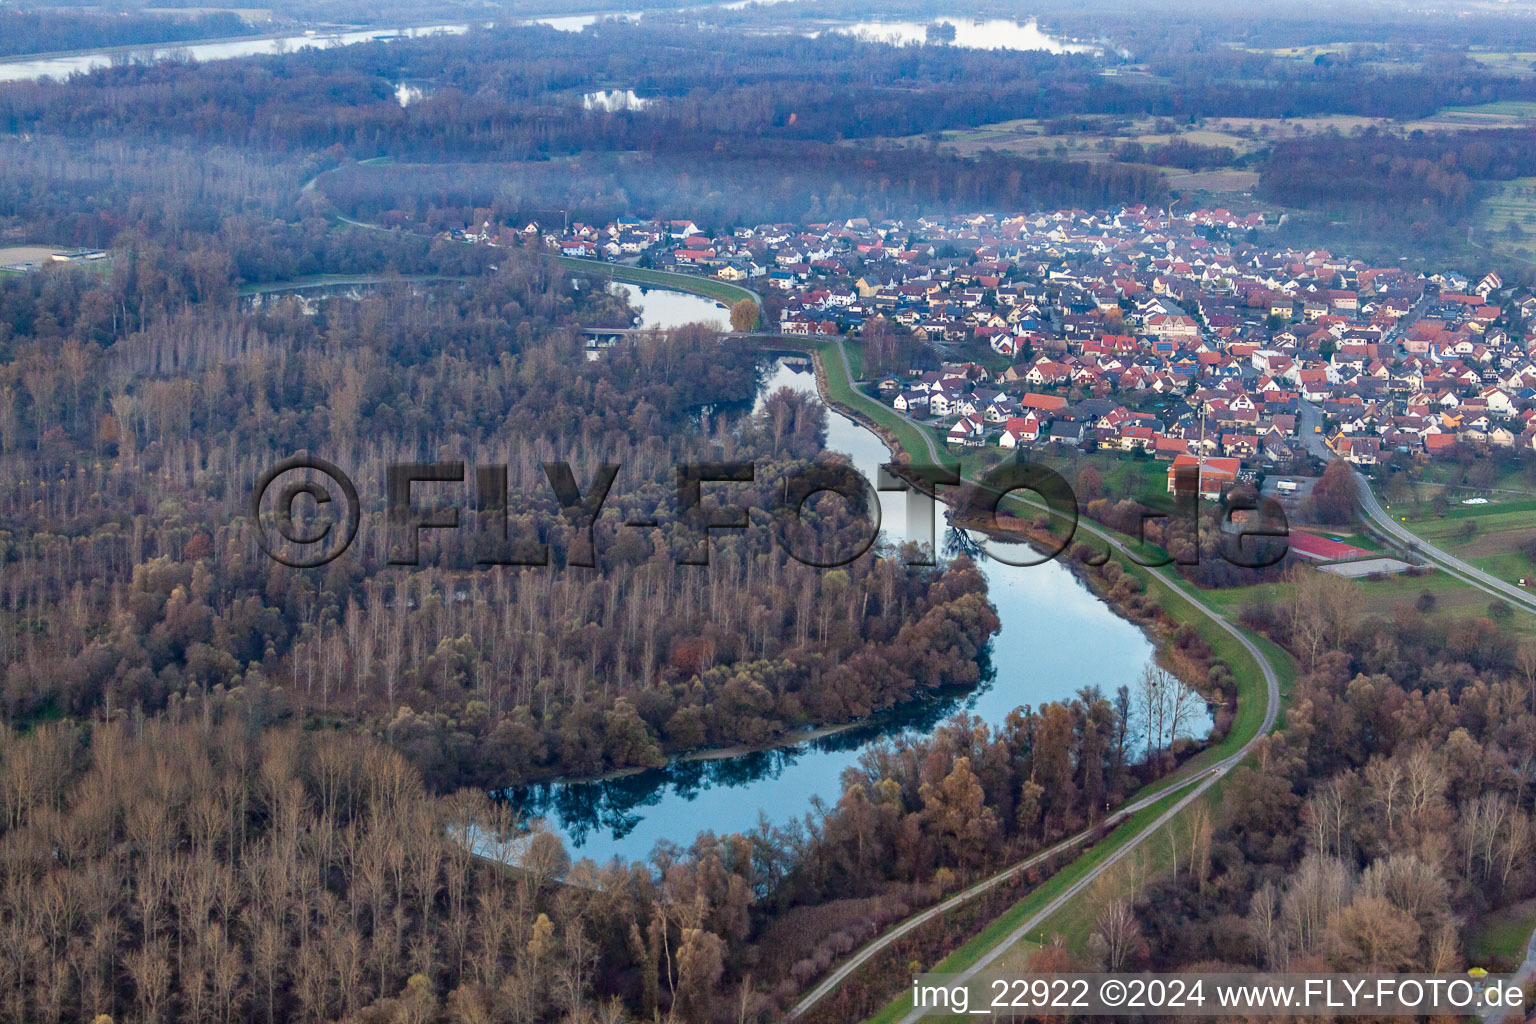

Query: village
(456, 205), (1536, 495)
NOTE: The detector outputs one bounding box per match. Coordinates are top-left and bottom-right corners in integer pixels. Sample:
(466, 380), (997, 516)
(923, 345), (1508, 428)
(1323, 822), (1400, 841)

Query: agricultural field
(877, 101), (1536, 210)
(0, 244), (112, 274)
(1247, 42), (1358, 59)
(1422, 100), (1536, 126)
(1164, 168), (1260, 192)
(1247, 43), (1536, 77)
(884, 112), (1492, 200)
(0, 245), (61, 267)
(899, 114), (1273, 162)
(1393, 496), (1536, 584)
(1476, 176), (1536, 259)
(1467, 51), (1536, 75)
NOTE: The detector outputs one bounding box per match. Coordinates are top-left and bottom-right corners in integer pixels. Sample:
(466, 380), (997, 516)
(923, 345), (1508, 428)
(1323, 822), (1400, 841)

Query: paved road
(1352, 469), (1536, 615)
(1484, 923), (1536, 1022)
(1295, 400), (1333, 460)
(786, 342), (1282, 1022)
(1298, 391), (1536, 616)
(883, 554), (1279, 1023)
(785, 766), (1217, 1019)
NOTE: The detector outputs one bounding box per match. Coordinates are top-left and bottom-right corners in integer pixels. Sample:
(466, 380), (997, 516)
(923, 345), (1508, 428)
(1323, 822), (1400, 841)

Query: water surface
(618, 281), (730, 330)
(509, 354), (1200, 863)
(0, 24), (470, 82)
(823, 17), (1095, 53)
(0, 9), (1091, 83)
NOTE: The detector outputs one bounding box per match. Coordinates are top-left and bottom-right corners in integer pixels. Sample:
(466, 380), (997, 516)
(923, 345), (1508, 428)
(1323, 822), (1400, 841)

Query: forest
(1, 6), (1535, 1021)
(1260, 126), (1536, 240)
(4, 18), (1536, 229)
(1115, 569), (1536, 979)
(0, 237), (1005, 793)
(0, 10), (256, 59)
(0, 666), (1170, 1023)
(0, 69), (1029, 1013)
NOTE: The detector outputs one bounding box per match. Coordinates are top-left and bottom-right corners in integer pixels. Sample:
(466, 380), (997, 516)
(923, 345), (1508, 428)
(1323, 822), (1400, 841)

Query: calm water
(822, 17), (1095, 53)
(0, 24), (471, 83)
(0, 10), (1086, 83)
(508, 353), (1201, 863)
(617, 281), (731, 330)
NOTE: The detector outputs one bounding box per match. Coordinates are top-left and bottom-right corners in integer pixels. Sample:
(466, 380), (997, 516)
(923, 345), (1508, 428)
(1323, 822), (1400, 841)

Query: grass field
(1468, 51), (1536, 75)
(803, 347), (1536, 1018)
(876, 102), (1536, 202)
(1471, 902), (1536, 966)
(837, 374), (1536, 638)
(673, 328), (1512, 1018)
(1165, 168), (1261, 191)
(1476, 176), (1536, 257)
(1432, 100), (1536, 124)
(1387, 496), (1536, 591)
(0, 245), (64, 265)
(1446, 102), (1536, 254)
(0, 245), (113, 275)
(992, 775), (1238, 973)
(555, 257), (758, 307)
(792, 344), (1306, 1023)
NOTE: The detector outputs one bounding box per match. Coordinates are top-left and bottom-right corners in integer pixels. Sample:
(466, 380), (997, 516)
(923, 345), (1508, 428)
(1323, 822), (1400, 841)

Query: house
(947, 415), (986, 447)
(1117, 425), (1161, 452)
(998, 415), (1041, 448)
(1334, 435), (1380, 465)
(1046, 420), (1088, 447)
(1166, 454), (1240, 500)
(1423, 433), (1459, 457)
(1144, 313), (1199, 342)
(1025, 360), (1072, 387)
(1019, 393), (1069, 415)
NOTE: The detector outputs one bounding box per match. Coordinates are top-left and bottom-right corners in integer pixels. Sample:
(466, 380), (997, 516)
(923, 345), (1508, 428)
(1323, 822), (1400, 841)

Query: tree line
(0, 645), (1203, 1022)
(0, 10), (255, 60)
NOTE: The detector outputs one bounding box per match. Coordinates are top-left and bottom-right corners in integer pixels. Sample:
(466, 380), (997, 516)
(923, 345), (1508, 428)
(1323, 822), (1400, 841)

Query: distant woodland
(0, 6), (1535, 1021)
(7, 19), (1536, 232)
(0, 10), (255, 59)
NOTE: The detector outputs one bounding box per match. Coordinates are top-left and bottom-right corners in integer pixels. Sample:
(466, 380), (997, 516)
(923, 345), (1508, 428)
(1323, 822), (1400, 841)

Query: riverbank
(514, 716), (876, 787)
(237, 272), (462, 296)
(803, 341), (1227, 729)
(751, 337), (1290, 1022)
(506, 349), (1158, 864)
(556, 256), (759, 307)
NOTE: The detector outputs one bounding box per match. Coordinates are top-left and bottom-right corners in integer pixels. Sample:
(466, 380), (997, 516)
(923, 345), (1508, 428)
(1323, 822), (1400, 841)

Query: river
(511, 287), (1203, 863)
(0, 10), (1092, 83)
(0, 24), (475, 83)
